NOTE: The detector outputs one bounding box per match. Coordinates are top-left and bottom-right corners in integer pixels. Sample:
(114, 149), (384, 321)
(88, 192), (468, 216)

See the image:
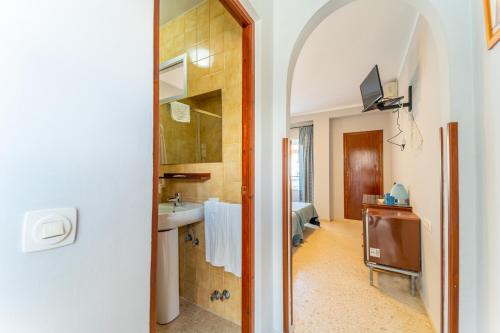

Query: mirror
(160, 54), (187, 104)
(160, 90), (223, 165)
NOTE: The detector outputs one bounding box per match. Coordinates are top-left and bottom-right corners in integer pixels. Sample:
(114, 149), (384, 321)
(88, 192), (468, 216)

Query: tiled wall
(159, 0), (242, 325)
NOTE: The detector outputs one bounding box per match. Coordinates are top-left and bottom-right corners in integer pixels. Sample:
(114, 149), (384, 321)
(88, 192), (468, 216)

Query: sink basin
(157, 202), (204, 324)
(158, 202), (204, 231)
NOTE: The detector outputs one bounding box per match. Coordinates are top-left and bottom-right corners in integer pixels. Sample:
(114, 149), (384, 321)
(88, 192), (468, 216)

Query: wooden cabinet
(361, 195), (413, 264)
(361, 195), (421, 295)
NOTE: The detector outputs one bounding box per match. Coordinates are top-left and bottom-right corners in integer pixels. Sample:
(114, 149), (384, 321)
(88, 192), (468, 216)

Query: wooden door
(344, 130), (383, 220)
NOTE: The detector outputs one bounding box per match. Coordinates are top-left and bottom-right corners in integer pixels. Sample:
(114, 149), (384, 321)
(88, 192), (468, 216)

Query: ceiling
(160, 0), (204, 25)
(290, 0), (419, 115)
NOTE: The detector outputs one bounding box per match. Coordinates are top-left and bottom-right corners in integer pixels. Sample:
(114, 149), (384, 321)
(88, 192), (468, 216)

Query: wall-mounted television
(360, 65), (384, 112)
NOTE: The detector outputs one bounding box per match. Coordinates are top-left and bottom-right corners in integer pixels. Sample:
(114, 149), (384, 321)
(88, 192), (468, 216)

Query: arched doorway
(281, 0), (458, 332)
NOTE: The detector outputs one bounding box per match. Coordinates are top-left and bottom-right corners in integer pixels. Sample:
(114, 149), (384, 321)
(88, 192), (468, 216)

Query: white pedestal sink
(158, 202), (204, 231)
(156, 202), (204, 324)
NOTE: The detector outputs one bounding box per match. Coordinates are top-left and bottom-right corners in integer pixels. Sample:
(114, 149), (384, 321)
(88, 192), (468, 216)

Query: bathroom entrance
(151, 0), (255, 332)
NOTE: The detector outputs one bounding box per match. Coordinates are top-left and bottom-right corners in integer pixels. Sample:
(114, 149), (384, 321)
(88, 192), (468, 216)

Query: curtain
(299, 125), (314, 203)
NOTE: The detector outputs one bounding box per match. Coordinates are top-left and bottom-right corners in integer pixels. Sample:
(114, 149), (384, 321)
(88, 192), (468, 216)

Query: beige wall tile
(184, 282), (197, 303)
(171, 16), (185, 36)
(224, 162), (242, 184)
(197, 40), (210, 61)
(210, 33), (225, 56)
(210, 0), (225, 18)
(184, 9), (197, 31)
(210, 14), (225, 38)
(187, 45), (198, 63)
(197, 19), (210, 42)
(224, 181), (242, 203)
(210, 54), (224, 74)
(224, 28), (241, 51)
(196, 2), (209, 22)
(184, 28), (197, 49)
(223, 12), (240, 31)
(197, 287), (211, 310)
(197, 262), (211, 290)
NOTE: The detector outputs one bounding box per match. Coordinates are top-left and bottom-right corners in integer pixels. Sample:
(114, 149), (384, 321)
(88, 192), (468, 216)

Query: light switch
(22, 208), (77, 253)
(41, 220), (65, 239)
(422, 217), (432, 233)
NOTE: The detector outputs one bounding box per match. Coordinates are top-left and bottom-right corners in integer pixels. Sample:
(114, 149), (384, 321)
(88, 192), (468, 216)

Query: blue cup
(384, 193), (395, 205)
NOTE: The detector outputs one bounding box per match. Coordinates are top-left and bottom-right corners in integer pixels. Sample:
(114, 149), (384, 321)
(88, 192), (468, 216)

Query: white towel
(203, 200), (242, 277)
(223, 202), (242, 277)
(159, 124), (167, 164)
(204, 199), (218, 264)
(170, 101), (190, 123)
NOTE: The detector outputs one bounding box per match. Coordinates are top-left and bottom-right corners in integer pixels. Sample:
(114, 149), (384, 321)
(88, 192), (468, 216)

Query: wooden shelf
(160, 173), (211, 181)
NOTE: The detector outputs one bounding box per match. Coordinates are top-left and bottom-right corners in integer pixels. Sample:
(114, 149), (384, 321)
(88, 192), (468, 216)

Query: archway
(282, 0), (456, 332)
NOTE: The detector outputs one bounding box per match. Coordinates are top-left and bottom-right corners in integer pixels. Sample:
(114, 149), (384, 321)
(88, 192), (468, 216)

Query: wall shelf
(160, 173), (211, 181)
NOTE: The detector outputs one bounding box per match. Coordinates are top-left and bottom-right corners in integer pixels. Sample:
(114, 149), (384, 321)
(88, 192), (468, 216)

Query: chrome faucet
(168, 192), (182, 206)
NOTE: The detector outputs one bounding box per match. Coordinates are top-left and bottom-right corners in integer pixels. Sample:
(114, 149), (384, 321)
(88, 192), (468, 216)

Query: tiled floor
(156, 299), (240, 333)
(293, 220), (434, 333)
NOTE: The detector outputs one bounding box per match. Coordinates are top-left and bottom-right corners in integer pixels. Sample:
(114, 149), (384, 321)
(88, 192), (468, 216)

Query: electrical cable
(408, 111), (424, 149)
(387, 102), (406, 151)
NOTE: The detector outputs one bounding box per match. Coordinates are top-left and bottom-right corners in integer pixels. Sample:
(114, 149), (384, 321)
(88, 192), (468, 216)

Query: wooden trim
(289, 142), (293, 327)
(282, 138), (290, 333)
(343, 130), (384, 220)
(483, 0), (500, 49)
(448, 122), (459, 333)
(241, 21), (255, 333)
(439, 127), (444, 333)
(150, 0), (159, 331)
(218, 2), (255, 332)
(219, 0), (254, 27)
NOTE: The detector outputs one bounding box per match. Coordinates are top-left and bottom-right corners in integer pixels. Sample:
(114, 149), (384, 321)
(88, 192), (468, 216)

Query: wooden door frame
(447, 122), (459, 333)
(150, 1), (255, 332)
(440, 127), (444, 333)
(282, 138), (290, 333)
(343, 130), (384, 220)
(150, 0), (159, 331)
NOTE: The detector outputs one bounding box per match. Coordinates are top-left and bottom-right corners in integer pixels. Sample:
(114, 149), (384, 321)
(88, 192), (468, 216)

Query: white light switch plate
(422, 217), (432, 233)
(22, 208), (77, 253)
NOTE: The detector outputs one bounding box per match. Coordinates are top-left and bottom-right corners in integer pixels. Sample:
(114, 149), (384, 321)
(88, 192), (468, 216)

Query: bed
(291, 202), (320, 247)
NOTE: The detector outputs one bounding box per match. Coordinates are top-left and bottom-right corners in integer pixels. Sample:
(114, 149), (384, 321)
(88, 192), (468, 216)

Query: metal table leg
(370, 267), (374, 286)
(410, 276), (416, 297)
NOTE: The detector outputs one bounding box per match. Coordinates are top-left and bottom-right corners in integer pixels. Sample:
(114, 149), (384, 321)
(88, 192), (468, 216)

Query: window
(291, 138), (300, 202)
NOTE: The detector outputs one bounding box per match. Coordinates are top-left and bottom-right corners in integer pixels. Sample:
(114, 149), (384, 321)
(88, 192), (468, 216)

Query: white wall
(0, 1), (153, 333)
(331, 112), (393, 220)
(392, 15), (444, 331)
(243, 0), (276, 332)
(473, 0), (500, 331)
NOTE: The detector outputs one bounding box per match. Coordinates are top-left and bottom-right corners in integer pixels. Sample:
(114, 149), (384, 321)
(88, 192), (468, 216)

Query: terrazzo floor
(293, 220), (435, 333)
(156, 299), (240, 333)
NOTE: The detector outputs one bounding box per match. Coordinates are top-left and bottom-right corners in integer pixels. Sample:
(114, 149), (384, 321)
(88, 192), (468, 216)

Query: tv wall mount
(369, 85), (413, 112)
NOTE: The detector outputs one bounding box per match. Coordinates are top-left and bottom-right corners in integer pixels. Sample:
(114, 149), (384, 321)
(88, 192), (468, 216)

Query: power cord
(387, 103), (406, 151)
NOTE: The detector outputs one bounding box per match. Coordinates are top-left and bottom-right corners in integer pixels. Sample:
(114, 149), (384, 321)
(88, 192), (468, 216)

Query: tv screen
(360, 65), (384, 111)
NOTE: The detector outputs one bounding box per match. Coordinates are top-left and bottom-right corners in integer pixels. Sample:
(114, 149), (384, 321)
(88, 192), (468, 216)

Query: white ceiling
(160, 0), (204, 25)
(290, 0), (419, 115)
